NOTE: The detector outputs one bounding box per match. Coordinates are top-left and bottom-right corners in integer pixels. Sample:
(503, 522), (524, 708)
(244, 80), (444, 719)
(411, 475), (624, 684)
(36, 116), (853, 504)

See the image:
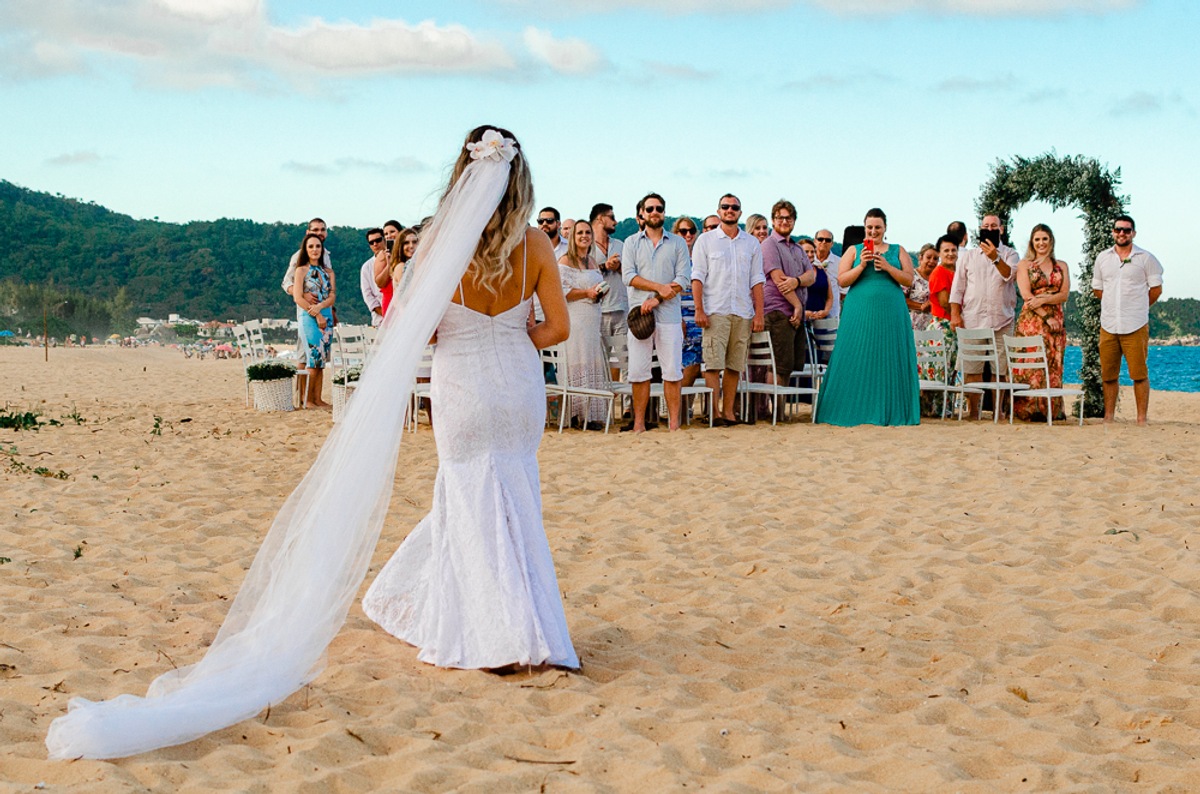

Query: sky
(2, 0), (1196, 297)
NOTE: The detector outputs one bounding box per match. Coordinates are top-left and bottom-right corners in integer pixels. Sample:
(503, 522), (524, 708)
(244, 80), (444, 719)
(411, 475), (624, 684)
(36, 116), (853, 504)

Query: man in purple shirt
(760, 199), (816, 390)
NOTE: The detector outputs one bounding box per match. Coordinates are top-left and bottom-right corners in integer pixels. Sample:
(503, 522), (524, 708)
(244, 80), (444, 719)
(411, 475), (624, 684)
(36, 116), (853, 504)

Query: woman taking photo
(557, 220), (610, 429)
(293, 232), (336, 408)
(1012, 223), (1070, 421)
(814, 208), (919, 426)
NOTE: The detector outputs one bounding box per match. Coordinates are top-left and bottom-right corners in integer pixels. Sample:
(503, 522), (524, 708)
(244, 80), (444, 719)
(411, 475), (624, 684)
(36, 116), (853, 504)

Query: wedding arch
(975, 153), (1128, 418)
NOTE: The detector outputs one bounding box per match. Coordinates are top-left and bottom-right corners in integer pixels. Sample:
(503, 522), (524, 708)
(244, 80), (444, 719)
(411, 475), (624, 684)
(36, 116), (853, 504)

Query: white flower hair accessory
(465, 129), (517, 163)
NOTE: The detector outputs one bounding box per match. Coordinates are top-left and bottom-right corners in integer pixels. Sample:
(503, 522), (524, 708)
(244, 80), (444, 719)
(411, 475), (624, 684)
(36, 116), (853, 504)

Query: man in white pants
(621, 192), (691, 433)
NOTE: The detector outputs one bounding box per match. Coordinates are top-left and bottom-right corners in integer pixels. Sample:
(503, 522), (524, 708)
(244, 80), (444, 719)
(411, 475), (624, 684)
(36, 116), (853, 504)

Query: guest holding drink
(558, 220), (609, 429)
(1011, 224), (1070, 421)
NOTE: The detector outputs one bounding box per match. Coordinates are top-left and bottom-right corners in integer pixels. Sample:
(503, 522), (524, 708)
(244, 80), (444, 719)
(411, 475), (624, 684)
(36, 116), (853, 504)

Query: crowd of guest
(281, 202), (1164, 426)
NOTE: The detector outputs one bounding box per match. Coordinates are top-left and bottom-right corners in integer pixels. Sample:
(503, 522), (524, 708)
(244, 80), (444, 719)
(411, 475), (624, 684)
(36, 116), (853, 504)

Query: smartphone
(863, 239), (875, 254)
(979, 228), (1001, 248)
(386, 238), (395, 253)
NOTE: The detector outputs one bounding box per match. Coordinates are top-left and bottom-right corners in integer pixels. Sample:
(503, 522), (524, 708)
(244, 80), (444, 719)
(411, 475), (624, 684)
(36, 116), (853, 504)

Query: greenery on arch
(975, 153), (1128, 418)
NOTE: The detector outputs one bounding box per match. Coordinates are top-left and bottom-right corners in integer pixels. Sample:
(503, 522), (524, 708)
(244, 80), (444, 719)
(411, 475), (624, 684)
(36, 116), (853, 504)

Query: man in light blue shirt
(621, 192), (691, 432)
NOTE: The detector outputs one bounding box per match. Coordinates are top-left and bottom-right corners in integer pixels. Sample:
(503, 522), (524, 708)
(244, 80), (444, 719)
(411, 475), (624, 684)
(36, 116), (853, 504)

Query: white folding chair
(791, 317), (838, 394)
(955, 328), (1028, 422)
(914, 328), (982, 420)
(1003, 335), (1084, 426)
(542, 345), (569, 433)
(409, 345), (435, 432)
(737, 332), (819, 425)
(232, 324), (255, 406)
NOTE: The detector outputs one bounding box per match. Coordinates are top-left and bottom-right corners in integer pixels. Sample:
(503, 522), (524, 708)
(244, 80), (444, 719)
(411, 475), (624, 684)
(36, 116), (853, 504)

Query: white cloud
(45, 150), (106, 166)
(530, 0), (1135, 14)
(0, 1), (583, 87)
(936, 75), (1015, 92)
(523, 27), (604, 74)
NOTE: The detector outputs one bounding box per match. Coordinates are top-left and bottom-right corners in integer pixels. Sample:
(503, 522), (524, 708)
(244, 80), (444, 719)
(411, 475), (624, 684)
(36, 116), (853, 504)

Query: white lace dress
(362, 293), (579, 670)
(558, 264), (610, 425)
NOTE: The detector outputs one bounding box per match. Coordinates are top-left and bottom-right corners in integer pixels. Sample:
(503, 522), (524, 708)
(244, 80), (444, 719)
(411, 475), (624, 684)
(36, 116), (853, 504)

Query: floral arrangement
(245, 359), (297, 382)
(331, 366), (361, 386)
(976, 153), (1127, 418)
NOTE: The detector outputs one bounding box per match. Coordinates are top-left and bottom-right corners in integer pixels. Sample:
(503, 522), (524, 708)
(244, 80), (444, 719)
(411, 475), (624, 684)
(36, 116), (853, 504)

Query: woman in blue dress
(292, 232), (337, 408)
(814, 208), (919, 426)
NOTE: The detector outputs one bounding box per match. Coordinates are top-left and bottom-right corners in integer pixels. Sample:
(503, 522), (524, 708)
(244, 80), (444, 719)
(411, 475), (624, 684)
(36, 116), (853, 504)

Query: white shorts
(628, 320), (683, 382)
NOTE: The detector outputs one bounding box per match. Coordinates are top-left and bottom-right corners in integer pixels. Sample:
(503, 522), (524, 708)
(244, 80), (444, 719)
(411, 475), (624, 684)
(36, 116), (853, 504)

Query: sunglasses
(536, 218), (557, 225)
(815, 236), (834, 243)
(367, 237), (384, 245)
(644, 205), (665, 213)
(678, 228), (697, 236)
(719, 203), (740, 211)
(1112, 226), (1133, 233)
(703, 224), (718, 231)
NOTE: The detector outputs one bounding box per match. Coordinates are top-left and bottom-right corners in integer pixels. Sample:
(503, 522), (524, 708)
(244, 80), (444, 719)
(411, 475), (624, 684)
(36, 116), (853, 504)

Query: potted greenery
(331, 366), (361, 422)
(246, 359), (297, 412)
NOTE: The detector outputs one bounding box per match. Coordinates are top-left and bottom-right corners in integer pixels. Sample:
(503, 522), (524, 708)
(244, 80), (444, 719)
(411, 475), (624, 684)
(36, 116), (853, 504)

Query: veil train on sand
(46, 154), (514, 760)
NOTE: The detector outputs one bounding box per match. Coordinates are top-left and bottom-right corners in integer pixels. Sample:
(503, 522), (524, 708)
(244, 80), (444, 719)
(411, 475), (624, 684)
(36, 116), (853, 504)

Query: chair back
(232, 324), (253, 362)
(1003, 335), (1049, 380)
(243, 319), (268, 360)
(743, 331), (777, 379)
(809, 317), (838, 361)
(956, 328), (999, 369)
(604, 334), (628, 384)
(334, 325), (370, 372)
(913, 328), (949, 381)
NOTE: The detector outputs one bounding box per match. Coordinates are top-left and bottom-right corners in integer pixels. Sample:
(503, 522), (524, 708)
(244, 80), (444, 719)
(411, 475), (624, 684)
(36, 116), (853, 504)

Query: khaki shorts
(702, 314), (753, 372)
(1100, 325), (1149, 381)
(960, 324), (1014, 376)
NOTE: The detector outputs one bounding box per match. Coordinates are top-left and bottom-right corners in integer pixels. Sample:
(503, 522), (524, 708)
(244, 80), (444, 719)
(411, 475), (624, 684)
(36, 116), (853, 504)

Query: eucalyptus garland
(976, 153), (1127, 418)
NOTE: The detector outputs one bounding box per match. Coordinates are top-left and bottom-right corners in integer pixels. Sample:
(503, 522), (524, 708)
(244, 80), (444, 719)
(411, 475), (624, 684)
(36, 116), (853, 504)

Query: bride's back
(452, 228), (545, 317)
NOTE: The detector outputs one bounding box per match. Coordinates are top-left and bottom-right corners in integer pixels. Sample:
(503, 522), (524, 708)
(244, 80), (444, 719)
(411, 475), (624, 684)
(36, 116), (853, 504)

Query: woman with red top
(927, 234), (960, 387)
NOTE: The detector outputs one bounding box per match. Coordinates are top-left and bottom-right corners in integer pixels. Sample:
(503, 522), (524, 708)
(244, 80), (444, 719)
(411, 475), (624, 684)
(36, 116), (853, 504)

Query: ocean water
(1064, 346), (1200, 393)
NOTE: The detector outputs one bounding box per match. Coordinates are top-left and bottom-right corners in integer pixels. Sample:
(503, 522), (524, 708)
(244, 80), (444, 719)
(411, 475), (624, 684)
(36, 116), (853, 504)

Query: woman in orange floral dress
(1012, 224), (1071, 421)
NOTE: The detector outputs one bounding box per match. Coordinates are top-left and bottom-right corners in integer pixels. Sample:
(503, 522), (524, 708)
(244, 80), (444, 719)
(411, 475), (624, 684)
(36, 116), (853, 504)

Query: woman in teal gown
(815, 208), (920, 426)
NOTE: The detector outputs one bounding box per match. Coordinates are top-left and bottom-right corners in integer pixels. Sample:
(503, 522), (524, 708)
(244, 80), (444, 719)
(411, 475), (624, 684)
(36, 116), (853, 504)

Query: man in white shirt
(949, 214), (1021, 419)
(1091, 214), (1164, 424)
(590, 202), (627, 350)
(282, 217), (331, 294)
(812, 228), (842, 319)
(621, 193), (691, 432)
(691, 194), (766, 426)
(359, 228), (386, 326)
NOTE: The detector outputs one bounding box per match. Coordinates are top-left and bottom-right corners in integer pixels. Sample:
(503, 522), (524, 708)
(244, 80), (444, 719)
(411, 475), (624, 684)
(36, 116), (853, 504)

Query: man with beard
(590, 202), (628, 348)
(621, 192), (691, 432)
(537, 207), (568, 260)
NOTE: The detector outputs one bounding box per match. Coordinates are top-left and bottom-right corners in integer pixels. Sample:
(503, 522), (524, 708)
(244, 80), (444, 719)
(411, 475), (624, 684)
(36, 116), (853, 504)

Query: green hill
(3, 179), (1198, 342)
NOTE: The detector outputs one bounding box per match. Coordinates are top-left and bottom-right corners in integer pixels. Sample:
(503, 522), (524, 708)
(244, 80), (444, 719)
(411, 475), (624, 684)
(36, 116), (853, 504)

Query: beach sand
(2, 345), (1199, 791)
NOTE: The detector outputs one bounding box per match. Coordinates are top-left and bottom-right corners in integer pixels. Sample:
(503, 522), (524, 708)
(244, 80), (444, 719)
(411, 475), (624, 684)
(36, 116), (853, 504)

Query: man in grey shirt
(622, 192), (691, 433)
(591, 202), (627, 343)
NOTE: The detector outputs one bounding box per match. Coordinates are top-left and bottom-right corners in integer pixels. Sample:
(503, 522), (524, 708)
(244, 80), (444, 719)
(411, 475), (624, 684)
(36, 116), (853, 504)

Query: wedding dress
(45, 132), (571, 760)
(363, 265), (578, 669)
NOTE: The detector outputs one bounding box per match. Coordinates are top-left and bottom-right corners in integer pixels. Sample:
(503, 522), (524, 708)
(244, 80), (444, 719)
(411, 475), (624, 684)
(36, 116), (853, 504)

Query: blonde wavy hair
(438, 124), (535, 295)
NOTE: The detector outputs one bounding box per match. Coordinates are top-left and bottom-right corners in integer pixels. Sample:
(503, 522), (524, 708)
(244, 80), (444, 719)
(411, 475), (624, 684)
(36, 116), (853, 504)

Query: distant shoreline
(1066, 336), (1200, 347)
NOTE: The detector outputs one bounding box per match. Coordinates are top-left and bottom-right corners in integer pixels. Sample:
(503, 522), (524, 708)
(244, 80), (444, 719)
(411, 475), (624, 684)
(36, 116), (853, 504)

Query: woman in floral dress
(1012, 224), (1071, 421)
(557, 220), (610, 428)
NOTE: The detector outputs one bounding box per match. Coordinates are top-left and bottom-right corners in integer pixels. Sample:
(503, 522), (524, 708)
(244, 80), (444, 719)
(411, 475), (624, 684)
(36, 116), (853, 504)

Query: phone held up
(863, 238), (882, 270)
(978, 228), (1001, 248)
(386, 238), (395, 253)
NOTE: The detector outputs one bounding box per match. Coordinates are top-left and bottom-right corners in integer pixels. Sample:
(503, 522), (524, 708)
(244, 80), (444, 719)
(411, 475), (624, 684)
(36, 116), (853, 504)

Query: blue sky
(2, 0), (1196, 297)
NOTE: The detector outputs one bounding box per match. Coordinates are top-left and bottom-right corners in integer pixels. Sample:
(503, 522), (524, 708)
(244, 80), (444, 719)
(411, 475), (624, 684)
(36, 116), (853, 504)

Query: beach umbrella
(0, 330), (14, 337)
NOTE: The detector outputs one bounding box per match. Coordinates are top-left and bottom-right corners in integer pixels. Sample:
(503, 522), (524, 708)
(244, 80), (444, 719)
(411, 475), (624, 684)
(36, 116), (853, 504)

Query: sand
(2, 345), (1199, 792)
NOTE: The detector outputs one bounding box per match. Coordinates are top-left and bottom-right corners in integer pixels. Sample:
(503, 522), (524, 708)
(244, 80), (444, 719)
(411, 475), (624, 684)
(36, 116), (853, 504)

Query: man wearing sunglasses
(622, 192), (691, 432)
(1091, 215), (1164, 424)
(812, 228), (842, 319)
(691, 194), (766, 426)
(590, 203), (628, 353)
(360, 227), (387, 326)
(536, 207), (568, 260)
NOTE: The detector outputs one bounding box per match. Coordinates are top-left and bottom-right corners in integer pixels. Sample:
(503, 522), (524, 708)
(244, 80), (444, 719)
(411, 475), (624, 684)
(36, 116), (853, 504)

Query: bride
(47, 126), (578, 760)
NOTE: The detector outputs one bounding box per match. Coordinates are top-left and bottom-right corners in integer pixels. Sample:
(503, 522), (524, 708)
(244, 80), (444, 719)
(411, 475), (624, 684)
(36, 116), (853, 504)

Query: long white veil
(46, 153), (514, 760)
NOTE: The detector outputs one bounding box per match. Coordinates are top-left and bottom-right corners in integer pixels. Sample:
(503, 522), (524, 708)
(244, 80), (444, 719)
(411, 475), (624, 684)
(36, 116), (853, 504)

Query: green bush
(246, 360), (296, 381)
